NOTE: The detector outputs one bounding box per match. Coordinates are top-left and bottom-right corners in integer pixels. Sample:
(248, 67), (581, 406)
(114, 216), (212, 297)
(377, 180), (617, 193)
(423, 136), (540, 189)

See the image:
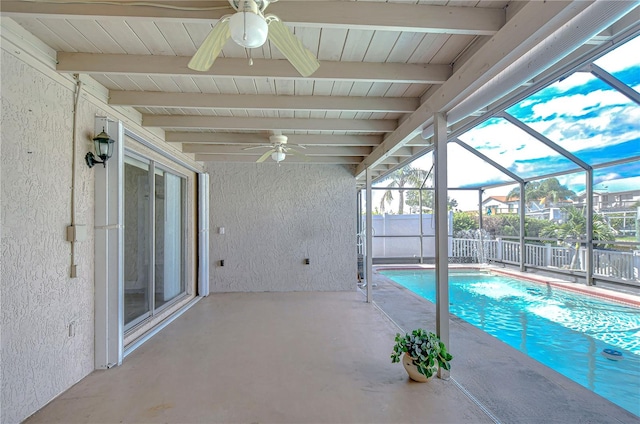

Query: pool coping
(374, 264), (640, 308)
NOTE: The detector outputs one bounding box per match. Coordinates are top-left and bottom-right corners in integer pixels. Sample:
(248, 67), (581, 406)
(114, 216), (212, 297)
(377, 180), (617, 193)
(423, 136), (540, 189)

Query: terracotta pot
(402, 353), (436, 382)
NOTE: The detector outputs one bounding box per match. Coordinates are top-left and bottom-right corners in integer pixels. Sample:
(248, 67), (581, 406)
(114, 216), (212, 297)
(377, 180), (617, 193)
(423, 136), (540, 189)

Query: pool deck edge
(374, 264), (640, 307)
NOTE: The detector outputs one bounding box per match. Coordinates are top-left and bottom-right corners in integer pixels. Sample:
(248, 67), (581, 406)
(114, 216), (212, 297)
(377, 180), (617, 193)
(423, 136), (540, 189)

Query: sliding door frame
(94, 118), (209, 369)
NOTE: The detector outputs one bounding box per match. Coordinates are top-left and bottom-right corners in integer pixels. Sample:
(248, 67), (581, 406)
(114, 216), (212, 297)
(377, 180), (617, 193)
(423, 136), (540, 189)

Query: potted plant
(391, 329), (453, 382)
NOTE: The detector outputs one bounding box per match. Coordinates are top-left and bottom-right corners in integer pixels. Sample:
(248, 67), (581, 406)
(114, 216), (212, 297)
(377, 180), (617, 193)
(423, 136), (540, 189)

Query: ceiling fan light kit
(229, 11), (268, 48)
(271, 151), (286, 162)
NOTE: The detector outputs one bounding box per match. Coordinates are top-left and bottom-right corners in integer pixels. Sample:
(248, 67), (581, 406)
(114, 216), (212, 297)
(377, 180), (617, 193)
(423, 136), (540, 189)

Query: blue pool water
(380, 269), (640, 416)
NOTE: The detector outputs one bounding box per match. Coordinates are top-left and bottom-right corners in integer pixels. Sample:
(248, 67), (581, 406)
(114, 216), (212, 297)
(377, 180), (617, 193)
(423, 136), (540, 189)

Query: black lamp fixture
(86, 128), (115, 168)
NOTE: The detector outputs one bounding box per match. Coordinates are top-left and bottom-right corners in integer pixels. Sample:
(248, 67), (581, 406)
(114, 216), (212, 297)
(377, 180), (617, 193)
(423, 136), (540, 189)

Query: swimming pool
(379, 269), (640, 416)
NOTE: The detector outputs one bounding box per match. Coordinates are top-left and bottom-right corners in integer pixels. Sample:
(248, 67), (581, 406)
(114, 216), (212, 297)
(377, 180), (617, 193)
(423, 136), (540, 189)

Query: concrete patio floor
(25, 276), (639, 423)
(25, 291), (492, 424)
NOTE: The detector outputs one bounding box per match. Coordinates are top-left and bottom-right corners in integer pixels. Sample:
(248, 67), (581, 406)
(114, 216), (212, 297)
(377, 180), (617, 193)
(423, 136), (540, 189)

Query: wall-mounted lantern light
(85, 128), (115, 168)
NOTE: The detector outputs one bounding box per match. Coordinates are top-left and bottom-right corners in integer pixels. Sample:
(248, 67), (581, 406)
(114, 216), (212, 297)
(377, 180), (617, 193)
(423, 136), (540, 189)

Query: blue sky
(405, 34), (640, 211)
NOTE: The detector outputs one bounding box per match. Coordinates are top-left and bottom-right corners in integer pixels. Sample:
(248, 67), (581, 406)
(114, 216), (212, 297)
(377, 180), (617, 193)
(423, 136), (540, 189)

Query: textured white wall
(0, 31), (202, 422)
(206, 162), (356, 292)
(1, 50), (96, 423)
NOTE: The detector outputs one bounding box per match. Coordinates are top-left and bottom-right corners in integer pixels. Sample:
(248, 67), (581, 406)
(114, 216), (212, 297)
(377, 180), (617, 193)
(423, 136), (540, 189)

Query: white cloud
(459, 119), (569, 170)
(594, 35), (640, 73)
(501, 81), (640, 158)
(596, 172), (621, 183)
(553, 72), (594, 93)
(530, 88), (630, 119)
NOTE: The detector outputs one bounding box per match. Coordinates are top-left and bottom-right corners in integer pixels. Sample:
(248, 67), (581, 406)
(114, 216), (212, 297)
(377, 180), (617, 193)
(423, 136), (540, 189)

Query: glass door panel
(156, 172), (185, 308)
(154, 169), (165, 310)
(125, 154), (187, 329)
(124, 157), (151, 326)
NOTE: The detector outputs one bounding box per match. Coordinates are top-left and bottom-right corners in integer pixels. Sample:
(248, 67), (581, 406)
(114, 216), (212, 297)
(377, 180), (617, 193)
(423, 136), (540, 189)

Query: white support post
(94, 117), (124, 369)
(434, 112), (449, 380)
(586, 169), (594, 285)
(198, 172), (210, 296)
(478, 190), (484, 231)
(419, 189), (424, 263)
(519, 181), (526, 272)
(366, 168), (373, 303)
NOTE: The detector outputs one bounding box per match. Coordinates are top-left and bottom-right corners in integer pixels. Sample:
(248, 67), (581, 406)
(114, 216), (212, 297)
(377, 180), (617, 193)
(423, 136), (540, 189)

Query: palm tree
(507, 178), (576, 208)
(378, 166), (428, 215)
(551, 206), (617, 269)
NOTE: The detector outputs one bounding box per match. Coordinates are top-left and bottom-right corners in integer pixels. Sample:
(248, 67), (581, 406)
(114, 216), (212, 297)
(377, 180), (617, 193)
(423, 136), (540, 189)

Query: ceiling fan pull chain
(248, 48), (253, 66)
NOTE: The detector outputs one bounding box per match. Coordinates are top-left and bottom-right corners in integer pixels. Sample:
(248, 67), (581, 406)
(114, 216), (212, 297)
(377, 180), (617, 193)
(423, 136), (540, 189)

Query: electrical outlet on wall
(68, 321), (76, 337)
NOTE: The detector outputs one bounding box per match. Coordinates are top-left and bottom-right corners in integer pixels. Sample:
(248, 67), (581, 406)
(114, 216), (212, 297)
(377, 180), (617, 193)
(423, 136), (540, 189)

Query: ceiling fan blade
(256, 149), (275, 163)
(242, 144), (272, 151)
(266, 17), (320, 77)
(287, 147), (310, 161)
(188, 17), (231, 71)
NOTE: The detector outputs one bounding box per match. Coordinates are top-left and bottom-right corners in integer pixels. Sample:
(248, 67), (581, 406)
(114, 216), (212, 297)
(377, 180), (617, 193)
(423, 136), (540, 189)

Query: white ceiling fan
(188, 0), (320, 77)
(243, 134), (308, 163)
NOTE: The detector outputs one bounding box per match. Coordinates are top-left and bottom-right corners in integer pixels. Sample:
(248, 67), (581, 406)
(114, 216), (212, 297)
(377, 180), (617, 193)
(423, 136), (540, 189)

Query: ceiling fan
(188, 0), (320, 77)
(243, 135), (308, 163)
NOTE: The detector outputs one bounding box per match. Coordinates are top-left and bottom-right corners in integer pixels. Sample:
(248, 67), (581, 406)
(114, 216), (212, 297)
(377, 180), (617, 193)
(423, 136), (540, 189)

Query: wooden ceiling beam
(182, 144), (371, 156)
(144, 115), (397, 132)
(194, 155), (363, 164)
(58, 53), (450, 84)
(0, 1), (504, 35)
(165, 133), (383, 146)
(59, 53), (450, 84)
(109, 91), (419, 113)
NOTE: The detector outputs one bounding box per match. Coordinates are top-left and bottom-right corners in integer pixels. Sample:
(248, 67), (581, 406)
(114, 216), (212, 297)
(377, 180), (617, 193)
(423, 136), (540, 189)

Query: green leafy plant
(391, 329), (453, 378)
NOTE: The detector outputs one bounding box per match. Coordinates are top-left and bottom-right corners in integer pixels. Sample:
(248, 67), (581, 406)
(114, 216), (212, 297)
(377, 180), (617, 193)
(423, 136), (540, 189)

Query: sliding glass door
(154, 169), (185, 309)
(124, 155), (186, 330)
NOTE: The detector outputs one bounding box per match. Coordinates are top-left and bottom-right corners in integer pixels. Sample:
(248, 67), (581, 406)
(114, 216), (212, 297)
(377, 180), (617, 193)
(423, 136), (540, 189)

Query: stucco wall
(0, 24), (202, 422)
(206, 162), (356, 292)
(1, 50), (96, 423)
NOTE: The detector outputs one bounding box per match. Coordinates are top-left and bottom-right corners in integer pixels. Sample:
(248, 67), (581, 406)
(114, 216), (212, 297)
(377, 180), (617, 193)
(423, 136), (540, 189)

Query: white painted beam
(0, 1), (504, 35)
(392, 147), (414, 157)
(143, 115), (397, 132)
(165, 132), (382, 146)
(194, 155), (362, 164)
(57, 53), (451, 84)
(109, 91), (419, 113)
(268, 2), (504, 35)
(182, 144), (371, 156)
(0, 1), (231, 22)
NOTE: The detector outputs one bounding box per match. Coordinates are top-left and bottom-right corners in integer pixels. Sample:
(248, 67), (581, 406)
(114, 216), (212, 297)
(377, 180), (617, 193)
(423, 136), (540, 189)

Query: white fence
(371, 213), (453, 259)
(367, 214), (639, 283)
(451, 238), (640, 282)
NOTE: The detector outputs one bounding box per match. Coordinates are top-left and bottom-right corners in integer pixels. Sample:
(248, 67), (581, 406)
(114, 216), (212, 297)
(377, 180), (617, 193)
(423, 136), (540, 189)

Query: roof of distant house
(483, 195), (518, 204)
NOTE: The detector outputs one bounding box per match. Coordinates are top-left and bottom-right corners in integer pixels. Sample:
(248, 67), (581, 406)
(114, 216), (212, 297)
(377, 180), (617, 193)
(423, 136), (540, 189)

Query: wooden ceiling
(2, 0), (637, 182)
